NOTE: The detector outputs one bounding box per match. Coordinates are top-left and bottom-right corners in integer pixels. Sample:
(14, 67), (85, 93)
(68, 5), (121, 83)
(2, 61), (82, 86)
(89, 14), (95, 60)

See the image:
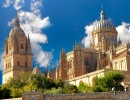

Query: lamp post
(112, 87), (116, 100)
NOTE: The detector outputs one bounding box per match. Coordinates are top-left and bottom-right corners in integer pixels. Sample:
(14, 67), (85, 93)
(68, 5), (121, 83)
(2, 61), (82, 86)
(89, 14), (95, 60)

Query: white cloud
(31, 0), (42, 14)
(3, 0), (14, 8)
(14, 0), (24, 10)
(82, 21), (98, 48)
(5, 0), (53, 67)
(0, 53), (4, 70)
(116, 22), (130, 43)
(3, 0), (24, 10)
(32, 43), (52, 67)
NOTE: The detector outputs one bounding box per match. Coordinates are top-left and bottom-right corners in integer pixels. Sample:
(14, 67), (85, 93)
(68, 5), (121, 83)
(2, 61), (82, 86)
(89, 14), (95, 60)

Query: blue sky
(0, 0), (130, 84)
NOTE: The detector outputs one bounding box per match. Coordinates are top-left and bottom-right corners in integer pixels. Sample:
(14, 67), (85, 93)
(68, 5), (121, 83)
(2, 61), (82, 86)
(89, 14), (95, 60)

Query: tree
(63, 84), (78, 94)
(0, 86), (11, 99)
(55, 79), (64, 89)
(78, 81), (92, 93)
(94, 70), (125, 92)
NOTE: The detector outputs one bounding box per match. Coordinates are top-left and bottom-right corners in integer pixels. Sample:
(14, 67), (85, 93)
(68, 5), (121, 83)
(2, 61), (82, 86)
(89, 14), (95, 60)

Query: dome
(9, 13), (25, 37)
(9, 27), (25, 37)
(93, 10), (115, 31)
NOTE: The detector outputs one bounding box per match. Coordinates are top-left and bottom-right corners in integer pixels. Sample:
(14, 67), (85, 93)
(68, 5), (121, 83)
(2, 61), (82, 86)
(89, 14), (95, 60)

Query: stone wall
(1, 98), (22, 100)
(43, 93), (114, 100)
(2, 91), (130, 100)
(22, 91), (43, 100)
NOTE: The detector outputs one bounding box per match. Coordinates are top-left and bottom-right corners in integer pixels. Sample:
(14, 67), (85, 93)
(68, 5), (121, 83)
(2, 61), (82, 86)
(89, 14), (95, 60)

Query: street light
(112, 87), (116, 100)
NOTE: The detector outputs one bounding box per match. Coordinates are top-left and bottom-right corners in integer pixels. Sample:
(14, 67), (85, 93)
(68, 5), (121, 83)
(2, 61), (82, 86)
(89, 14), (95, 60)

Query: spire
(28, 33), (30, 42)
(14, 12), (20, 27)
(100, 7), (106, 20)
(61, 47), (65, 54)
(118, 37), (122, 45)
(47, 65), (50, 73)
(73, 45), (75, 50)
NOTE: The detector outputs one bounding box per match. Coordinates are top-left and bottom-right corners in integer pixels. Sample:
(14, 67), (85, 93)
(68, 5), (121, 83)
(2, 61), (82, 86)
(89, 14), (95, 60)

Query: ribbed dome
(9, 13), (25, 37)
(9, 27), (25, 37)
(93, 10), (115, 30)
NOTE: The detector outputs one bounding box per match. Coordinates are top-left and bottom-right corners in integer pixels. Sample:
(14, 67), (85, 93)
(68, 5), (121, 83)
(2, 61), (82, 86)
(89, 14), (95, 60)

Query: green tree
(94, 70), (125, 92)
(78, 81), (92, 93)
(27, 74), (56, 91)
(63, 84), (78, 94)
(0, 86), (11, 99)
(55, 79), (64, 89)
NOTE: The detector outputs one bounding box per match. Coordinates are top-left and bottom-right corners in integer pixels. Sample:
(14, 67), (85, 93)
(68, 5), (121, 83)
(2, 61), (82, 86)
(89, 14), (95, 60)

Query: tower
(91, 9), (118, 51)
(2, 13), (33, 84)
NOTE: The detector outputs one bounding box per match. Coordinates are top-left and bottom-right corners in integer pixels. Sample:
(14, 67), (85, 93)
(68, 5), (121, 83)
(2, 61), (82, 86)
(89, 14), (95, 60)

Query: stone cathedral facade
(2, 9), (130, 87)
(2, 14), (33, 84)
(48, 9), (130, 86)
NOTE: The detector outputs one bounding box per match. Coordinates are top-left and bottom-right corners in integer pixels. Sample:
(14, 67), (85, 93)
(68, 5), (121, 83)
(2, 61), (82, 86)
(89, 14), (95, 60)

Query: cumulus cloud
(0, 53), (4, 70)
(4, 0), (53, 67)
(3, 0), (24, 10)
(31, 0), (42, 14)
(82, 21), (98, 48)
(116, 22), (130, 43)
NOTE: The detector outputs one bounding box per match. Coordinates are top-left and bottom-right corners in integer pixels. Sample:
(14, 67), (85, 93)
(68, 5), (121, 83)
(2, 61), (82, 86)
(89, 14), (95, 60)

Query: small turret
(27, 34), (32, 53)
(100, 9), (106, 20)
(118, 37), (122, 46)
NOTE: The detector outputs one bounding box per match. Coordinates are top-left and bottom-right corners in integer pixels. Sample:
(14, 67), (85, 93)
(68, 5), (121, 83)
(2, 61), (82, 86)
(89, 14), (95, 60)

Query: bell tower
(2, 13), (33, 84)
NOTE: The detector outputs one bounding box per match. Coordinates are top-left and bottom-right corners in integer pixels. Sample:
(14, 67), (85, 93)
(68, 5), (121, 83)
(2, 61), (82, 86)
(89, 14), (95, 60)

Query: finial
(119, 37), (121, 41)
(73, 45), (75, 50)
(5, 36), (6, 41)
(14, 11), (20, 27)
(16, 11), (18, 18)
(28, 33), (30, 42)
(62, 47), (64, 53)
(100, 6), (106, 20)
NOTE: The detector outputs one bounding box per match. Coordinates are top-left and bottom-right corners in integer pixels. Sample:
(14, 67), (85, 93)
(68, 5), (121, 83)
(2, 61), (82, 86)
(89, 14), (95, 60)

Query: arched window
(10, 62), (11, 68)
(20, 44), (24, 49)
(111, 36), (115, 44)
(103, 35), (107, 40)
(84, 58), (89, 67)
(18, 61), (20, 66)
(6, 64), (7, 69)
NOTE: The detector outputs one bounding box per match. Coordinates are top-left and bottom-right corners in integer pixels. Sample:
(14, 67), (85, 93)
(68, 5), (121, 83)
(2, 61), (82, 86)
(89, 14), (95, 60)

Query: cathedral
(2, 9), (130, 87)
(48, 9), (130, 86)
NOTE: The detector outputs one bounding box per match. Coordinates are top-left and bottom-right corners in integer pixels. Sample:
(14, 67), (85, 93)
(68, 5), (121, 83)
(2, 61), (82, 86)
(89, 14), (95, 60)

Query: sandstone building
(2, 14), (33, 84)
(2, 9), (130, 87)
(48, 9), (130, 86)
